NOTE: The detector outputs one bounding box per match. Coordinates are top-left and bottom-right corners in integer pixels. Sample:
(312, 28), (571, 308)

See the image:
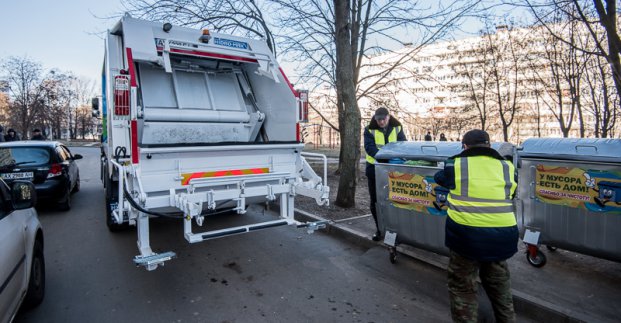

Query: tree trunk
(334, 0), (361, 208)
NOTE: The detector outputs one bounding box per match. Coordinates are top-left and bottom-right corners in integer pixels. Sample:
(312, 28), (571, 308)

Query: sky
(0, 0), (124, 81)
(0, 1), (524, 88)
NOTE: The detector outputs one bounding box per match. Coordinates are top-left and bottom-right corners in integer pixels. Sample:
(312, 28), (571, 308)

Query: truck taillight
(114, 75), (130, 116)
(297, 89), (309, 123)
(47, 164), (63, 178)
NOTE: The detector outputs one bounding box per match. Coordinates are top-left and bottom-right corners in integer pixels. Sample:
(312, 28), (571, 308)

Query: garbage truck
(92, 15), (329, 270)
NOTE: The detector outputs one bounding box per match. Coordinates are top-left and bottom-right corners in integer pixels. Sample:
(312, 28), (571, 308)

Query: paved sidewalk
(295, 209), (621, 323)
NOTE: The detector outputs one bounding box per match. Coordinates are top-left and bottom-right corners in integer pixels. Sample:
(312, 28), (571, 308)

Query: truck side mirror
(92, 97), (99, 111)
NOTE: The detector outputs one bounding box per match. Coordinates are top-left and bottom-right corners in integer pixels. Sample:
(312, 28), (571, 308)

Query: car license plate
(0, 172), (34, 180)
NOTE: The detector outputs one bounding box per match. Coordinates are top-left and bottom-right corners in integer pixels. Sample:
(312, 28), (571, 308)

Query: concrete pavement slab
(295, 208), (621, 323)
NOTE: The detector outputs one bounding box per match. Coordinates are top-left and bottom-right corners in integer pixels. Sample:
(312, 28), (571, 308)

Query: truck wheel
(526, 249), (547, 268)
(23, 239), (45, 308)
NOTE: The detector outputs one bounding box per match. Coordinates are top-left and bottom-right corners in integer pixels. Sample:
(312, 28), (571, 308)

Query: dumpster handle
(575, 145), (597, 154)
(529, 165), (537, 199)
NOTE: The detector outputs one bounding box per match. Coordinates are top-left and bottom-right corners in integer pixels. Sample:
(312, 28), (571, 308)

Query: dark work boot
(372, 230), (382, 241)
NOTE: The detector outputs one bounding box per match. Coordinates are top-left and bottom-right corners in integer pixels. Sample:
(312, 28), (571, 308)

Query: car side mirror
(11, 181), (37, 210)
(73, 154), (83, 160)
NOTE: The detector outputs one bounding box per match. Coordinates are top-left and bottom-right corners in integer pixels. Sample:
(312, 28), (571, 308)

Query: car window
(56, 147), (68, 161)
(61, 146), (73, 159)
(0, 147), (51, 167)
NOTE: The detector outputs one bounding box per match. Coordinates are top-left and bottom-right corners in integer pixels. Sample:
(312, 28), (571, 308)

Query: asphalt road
(14, 146), (456, 323)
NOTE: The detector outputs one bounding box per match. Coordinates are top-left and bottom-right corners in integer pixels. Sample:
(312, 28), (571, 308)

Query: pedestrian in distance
(4, 128), (19, 141)
(0, 126), (5, 142)
(434, 129), (518, 323)
(364, 107), (407, 241)
(30, 129), (46, 140)
(424, 131), (432, 141)
(439, 133), (448, 141)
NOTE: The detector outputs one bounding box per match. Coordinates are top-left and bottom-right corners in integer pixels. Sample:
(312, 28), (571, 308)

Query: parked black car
(0, 141), (81, 210)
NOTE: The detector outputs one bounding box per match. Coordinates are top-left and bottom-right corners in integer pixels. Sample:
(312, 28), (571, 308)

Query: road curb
(295, 208), (590, 323)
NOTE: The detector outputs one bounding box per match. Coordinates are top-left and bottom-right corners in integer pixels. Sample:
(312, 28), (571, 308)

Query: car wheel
(72, 173), (80, 193)
(23, 239), (45, 309)
(57, 186), (72, 211)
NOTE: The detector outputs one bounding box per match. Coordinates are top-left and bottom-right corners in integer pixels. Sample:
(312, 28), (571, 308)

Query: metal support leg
(287, 193), (295, 220)
(134, 212), (176, 270)
(280, 193), (287, 219)
(136, 212), (153, 257)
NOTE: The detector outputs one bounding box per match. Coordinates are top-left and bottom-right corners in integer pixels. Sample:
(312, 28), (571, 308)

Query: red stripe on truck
(279, 67), (301, 143)
(279, 67), (298, 98)
(131, 120), (139, 164)
(126, 48), (137, 87)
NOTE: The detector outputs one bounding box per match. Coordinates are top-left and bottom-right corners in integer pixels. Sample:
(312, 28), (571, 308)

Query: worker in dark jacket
(364, 107), (406, 241)
(30, 128), (45, 140)
(434, 129), (518, 323)
(4, 128), (19, 141)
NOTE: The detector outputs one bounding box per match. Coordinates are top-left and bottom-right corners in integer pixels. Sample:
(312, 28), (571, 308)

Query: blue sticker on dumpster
(214, 37), (249, 50)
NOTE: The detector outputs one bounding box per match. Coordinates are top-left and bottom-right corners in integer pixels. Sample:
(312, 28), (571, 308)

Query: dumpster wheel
(389, 247), (397, 264)
(526, 249), (547, 267)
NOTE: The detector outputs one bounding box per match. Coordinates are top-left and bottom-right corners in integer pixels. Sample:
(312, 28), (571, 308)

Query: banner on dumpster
(388, 171), (448, 216)
(535, 164), (621, 212)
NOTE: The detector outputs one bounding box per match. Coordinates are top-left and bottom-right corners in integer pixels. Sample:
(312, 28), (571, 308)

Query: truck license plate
(0, 172), (34, 180)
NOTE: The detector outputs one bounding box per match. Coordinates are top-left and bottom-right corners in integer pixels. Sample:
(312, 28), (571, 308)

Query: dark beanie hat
(374, 107), (389, 118)
(462, 129), (490, 146)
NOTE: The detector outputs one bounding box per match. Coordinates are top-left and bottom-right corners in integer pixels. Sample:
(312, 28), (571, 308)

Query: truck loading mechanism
(97, 15), (329, 270)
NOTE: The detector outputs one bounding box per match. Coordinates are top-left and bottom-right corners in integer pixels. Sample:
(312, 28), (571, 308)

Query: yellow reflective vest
(365, 126), (401, 164)
(447, 155), (517, 227)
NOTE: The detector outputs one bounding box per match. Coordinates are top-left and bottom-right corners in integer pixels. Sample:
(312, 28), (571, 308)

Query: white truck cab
(94, 15), (329, 270)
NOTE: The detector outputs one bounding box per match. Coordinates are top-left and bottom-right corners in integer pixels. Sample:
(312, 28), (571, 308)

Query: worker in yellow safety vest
(363, 107), (406, 241)
(434, 129), (518, 323)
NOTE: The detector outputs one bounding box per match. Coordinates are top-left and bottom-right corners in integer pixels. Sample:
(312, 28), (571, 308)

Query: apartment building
(306, 22), (619, 147)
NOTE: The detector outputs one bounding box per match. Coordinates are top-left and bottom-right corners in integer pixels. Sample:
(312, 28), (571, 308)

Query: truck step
(133, 251), (177, 267)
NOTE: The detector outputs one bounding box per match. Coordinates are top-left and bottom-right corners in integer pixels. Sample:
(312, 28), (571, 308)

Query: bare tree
(38, 70), (76, 139)
(270, 0), (482, 206)
(480, 23), (528, 142)
(583, 52), (619, 137)
(522, 0), (621, 101)
(527, 15), (590, 138)
(450, 39), (494, 131)
(0, 56), (46, 139)
(70, 77), (97, 139)
(121, 0), (277, 55)
(332, 0), (361, 207)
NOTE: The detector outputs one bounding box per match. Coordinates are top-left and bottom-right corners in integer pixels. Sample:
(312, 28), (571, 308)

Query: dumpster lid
(374, 141), (515, 162)
(518, 138), (621, 163)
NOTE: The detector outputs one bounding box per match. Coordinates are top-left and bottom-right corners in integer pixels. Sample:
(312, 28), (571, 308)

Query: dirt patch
(294, 161), (371, 221)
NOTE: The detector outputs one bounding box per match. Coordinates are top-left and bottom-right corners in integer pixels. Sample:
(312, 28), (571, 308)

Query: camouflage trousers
(447, 251), (516, 323)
